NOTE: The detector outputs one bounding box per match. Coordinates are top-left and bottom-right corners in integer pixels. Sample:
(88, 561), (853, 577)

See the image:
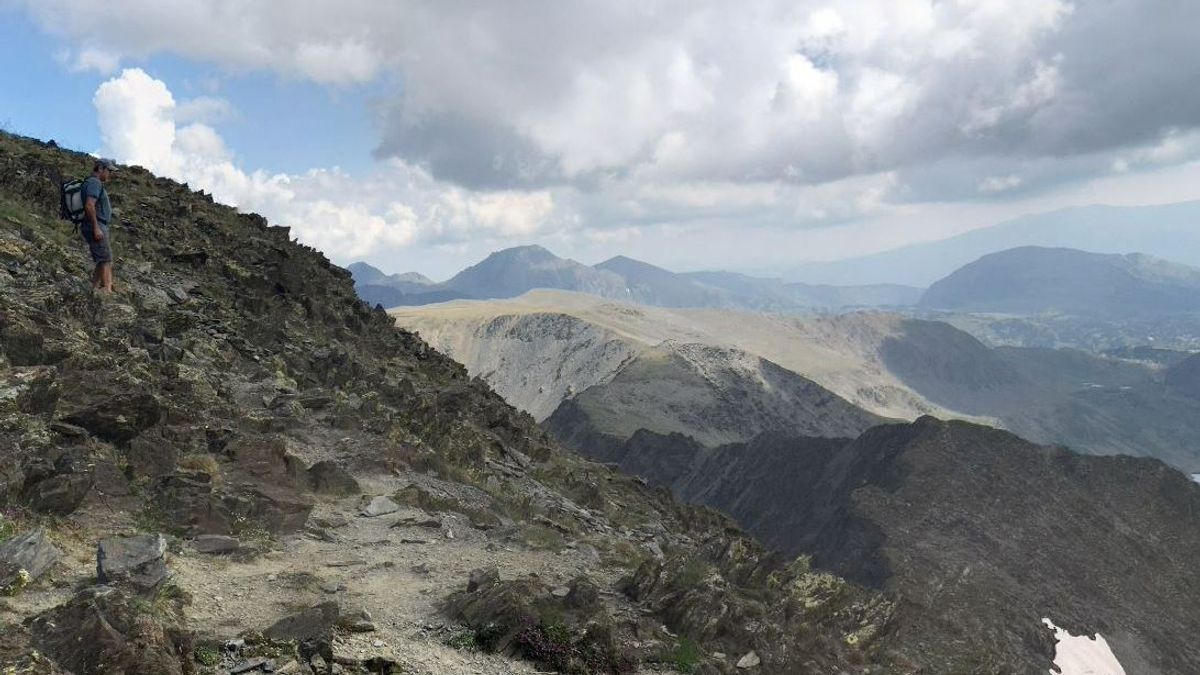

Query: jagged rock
(230, 657), (273, 673)
(31, 585), (192, 674)
(467, 566), (500, 593)
(564, 576), (600, 611)
(264, 600), (340, 642)
(126, 429), (183, 478)
(244, 484), (314, 533)
(336, 607), (376, 633)
(23, 471), (94, 516)
(0, 528), (61, 588)
(192, 534), (240, 554)
(307, 460), (361, 495)
(736, 651), (760, 668)
(60, 392), (162, 444)
(96, 533), (168, 591)
(48, 421), (89, 438)
(152, 471), (232, 535)
(360, 495), (399, 517)
(0, 366), (59, 416)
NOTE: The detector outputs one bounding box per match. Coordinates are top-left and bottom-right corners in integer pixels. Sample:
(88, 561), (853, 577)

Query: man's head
(92, 158), (118, 182)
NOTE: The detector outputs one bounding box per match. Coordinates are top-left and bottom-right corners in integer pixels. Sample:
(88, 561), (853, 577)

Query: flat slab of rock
(192, 534), (240, 555)
(360, 495), (399, 517)
(97, 534), (168, 591)
(737, 650), (761, 668)
(0, 528), (61, 586)
(264, 600), (340, 641)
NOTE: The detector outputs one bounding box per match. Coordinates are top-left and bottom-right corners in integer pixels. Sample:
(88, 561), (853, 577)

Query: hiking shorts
(80, 222), (112, 264)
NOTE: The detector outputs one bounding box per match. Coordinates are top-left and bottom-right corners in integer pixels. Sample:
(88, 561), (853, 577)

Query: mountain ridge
(920, 245), (1200, 316)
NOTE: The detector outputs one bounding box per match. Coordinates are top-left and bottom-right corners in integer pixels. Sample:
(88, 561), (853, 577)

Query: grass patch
(660, 636), (703, 674)
(669, 557), (712, 593)
(442, 625), (480, 651)
(177, 453), (222, 486)
(518, 524), (564, 551)
(193, 644), (221, 667)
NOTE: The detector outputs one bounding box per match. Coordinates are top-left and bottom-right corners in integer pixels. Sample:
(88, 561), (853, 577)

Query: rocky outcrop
(31, 585), (193, 675)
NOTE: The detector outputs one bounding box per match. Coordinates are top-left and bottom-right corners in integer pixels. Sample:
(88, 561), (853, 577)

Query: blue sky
(0, 7), (379, 175)
(4, 1), (1200, 280)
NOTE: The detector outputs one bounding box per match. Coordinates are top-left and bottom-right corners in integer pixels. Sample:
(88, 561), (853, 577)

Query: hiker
(81, 158), (117, 293)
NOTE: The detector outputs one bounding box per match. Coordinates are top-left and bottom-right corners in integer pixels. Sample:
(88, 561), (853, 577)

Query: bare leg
(91, 264), (102, 288)
(98, 263), (113, 294)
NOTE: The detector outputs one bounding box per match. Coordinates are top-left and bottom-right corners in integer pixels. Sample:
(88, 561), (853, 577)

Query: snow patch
(1042, 618), (1126, 675)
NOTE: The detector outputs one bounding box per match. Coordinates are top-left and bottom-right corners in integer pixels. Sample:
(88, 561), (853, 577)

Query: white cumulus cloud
(91, 69), (562, 263)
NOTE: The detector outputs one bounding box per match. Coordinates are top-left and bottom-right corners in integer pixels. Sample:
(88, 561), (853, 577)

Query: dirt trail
(2, 470), (678, 675)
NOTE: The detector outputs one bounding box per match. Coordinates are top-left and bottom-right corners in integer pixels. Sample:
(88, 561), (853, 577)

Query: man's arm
(83, 196), (104, 240)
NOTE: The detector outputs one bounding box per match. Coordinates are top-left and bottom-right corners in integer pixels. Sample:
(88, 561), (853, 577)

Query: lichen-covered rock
(0, 366), (59, 417)
(0, 528), (61, 589)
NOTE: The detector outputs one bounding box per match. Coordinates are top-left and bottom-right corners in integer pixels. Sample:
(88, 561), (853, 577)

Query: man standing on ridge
(81, 158), (117, 293)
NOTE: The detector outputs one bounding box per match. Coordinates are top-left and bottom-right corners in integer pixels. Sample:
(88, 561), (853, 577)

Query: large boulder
(20, 454), (94, 516)
(31, 585), (192, 675)
(264, 600), (340, 642)
(60, 392), (162, 444)
(152, 471), (233, 535)
(97, 534), (169, 592)
(307, 460), (361, 495)
(0, 528), (62, 589)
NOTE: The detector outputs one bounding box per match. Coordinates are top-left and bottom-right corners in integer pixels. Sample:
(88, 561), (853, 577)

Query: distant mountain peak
(485, 244), (561, 263)
(920, 245), (1200, 316)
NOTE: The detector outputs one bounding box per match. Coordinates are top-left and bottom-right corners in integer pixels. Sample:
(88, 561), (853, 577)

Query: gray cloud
(14, 0), (1200, 275)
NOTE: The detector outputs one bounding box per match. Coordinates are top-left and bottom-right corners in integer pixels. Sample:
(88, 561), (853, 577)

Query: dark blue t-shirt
(82, 175), (111, 225)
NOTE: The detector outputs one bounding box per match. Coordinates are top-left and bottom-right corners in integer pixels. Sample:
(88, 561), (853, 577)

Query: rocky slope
(563, 418), (1200, 674)
(392, 291), (957, 421)
(545, 342), (885, 448)
(0, 131), (910, 674)
(920, 246), (1200, 316)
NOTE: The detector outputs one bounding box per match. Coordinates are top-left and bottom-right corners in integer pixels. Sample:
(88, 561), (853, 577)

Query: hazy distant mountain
(687, 270), (922, 309)
(920, 246), (1200, 316)
(347, 262), (465, 307)
(443, 245), (628, 300)
(394, 290), (1200, 470)
(351, 246), (921, 310)
(347, 261), (436, 291)
(788, 200), (1200, 286)
(595, 255), (730, 307)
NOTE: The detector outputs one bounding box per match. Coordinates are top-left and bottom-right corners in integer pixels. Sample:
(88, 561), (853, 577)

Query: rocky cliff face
(0, 131), (906, 674)
(545, 342), (885, 447)
(567, 418), (1200, 674)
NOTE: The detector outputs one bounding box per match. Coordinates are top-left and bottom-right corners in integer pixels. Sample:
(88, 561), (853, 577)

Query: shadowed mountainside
(553, 417), (1200, 675)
